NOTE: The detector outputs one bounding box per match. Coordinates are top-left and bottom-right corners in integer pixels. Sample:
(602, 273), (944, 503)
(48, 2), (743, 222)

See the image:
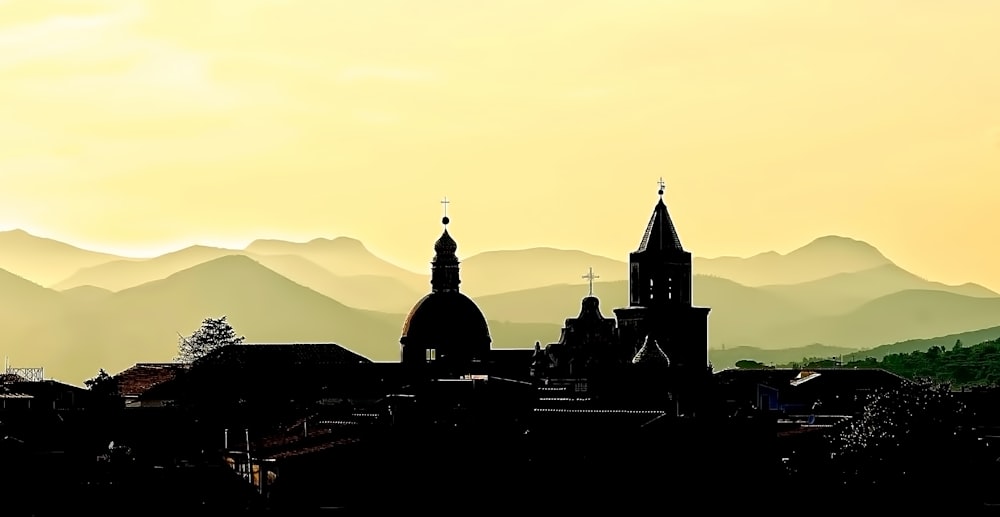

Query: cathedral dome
(401, 291), (492, 356)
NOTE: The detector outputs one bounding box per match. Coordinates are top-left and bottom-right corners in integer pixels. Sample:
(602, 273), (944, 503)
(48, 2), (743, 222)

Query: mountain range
(0, 229), (997, 385)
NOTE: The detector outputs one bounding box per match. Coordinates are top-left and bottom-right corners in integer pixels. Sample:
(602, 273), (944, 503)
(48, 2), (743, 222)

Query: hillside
(847, 325), (1000, 362)
(758, 263), (999, 315)
(694, 235), (892, 286)
(52, 245), (242, 292)
(0, 229), (130, 287)
(459, 247), (628, 297)
(708, 325), (1000, 370)
(60, 285), (114, 304)
(243, 237), (428, 292)
(756, 289), (1000, 350)
(709, 344), (857, 370)
(2, 256), (555, 384)
(53, 246), (424, 313)
(0, 268), (70, 331)
(235, 254), (423, 313)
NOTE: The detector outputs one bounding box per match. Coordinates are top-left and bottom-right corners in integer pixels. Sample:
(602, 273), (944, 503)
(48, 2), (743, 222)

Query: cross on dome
(441, 196), (450, 225)
(582, 267), (600, 297)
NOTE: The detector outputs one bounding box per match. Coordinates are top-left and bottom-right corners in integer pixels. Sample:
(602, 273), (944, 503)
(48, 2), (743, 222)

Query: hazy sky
(1, 1), (998, 290)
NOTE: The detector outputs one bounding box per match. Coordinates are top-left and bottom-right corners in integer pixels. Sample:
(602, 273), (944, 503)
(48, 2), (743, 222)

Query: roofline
(238, 342), (376, 362)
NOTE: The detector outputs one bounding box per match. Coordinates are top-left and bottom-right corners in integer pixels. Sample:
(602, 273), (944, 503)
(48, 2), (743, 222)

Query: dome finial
(657, 177), (665, 198)
(441, 196), (450, 226)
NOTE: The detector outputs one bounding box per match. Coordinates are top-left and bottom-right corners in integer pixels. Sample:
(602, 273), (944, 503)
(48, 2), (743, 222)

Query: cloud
(0, 4), (145, 69)
(0, 5), (269, 122)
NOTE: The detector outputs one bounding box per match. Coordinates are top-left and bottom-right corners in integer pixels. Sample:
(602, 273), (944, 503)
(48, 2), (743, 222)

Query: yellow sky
(1, 0), (998, 290)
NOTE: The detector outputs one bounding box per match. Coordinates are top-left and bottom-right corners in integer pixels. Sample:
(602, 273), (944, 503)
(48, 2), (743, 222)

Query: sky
(1, 0), (998, 290)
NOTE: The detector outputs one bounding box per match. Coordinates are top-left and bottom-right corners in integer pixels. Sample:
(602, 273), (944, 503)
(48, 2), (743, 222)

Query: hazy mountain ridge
(694, 235), (894, 286)
(755, 289), (1000, 350)
(53, 246), (424, 313)
(757, 263), (998, 315)
(0, 257), (558, 384)
(2, 229), (999, 384)
(458, 247), (628, 297)
(0, 229), (131, 287)
(243, 236), (429, 293)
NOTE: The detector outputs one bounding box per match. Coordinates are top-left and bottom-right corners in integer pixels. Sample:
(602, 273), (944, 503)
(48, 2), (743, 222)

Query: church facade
(533, 183), (710, 369)
(398, 182), (712, 411)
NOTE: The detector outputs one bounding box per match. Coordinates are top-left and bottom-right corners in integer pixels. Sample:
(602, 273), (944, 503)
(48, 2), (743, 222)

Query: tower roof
(632, 335), (670, 366)
(636, 197), (684, 253)
(434, 228), (458, 256)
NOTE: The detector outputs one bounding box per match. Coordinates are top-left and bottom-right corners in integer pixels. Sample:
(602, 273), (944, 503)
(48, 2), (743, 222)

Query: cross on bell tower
(582, 267), (600, 297)
(441, 196), (450, 225)
(657, 177), (665, 198)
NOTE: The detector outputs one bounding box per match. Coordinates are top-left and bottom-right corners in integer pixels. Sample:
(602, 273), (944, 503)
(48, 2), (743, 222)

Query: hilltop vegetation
(755, 336), (1000, 388)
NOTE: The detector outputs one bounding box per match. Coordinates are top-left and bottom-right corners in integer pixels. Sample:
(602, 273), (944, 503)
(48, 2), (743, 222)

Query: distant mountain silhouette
(758, 263), (998, 315)
(60, 285), (114, 304)
(0, 229), (129, 287)
(248, 254), (423, 313)
(459, 247), (627, 296)
(52, 245), (241, 292)
(2, 229), (998, 382)
(756, 289), (1000, 350)
(53, 246), (423, 313)
(244, 237), (428, 292)
(0, 267), (67, 329)
(709, 343), (856, 370)
(1, 256), (557, 384)
(694, 235), (892, 286)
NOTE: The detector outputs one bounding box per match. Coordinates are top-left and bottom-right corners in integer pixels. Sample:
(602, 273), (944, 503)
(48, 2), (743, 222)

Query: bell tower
(614, 179), (711, 375)
(628, 178), (693, 308)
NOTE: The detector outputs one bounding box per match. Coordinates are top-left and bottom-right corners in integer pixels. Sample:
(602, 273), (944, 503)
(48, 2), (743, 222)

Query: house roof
(114, 363), (191, 397)
(193, 343), (373, 369)
(139, 343), (379, 402)
(715, 367), (909, 392)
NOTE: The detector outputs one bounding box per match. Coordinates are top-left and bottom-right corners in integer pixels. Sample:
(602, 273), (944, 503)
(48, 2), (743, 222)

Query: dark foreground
(4, 414), (1000, 515)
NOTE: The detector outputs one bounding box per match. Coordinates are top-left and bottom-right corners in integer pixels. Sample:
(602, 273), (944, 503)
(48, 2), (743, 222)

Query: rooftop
(115, 363), (191, 397)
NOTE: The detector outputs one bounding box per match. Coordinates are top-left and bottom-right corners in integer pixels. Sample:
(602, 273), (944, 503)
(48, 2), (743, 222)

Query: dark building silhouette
(530, 180), (712, 414)
(541, 295), (619, 377)
(400, 207), (492, 376)
(613, 180), (711, 373)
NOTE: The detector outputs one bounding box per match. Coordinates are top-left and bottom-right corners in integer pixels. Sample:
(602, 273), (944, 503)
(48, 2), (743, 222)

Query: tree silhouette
(85, 368), (123, 410)
(85, 368), (117, 394)
(177, 316), (245, 363)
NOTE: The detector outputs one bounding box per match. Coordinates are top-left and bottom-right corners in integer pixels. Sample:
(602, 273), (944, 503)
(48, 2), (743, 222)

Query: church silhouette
(396, 180), (713, 415)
